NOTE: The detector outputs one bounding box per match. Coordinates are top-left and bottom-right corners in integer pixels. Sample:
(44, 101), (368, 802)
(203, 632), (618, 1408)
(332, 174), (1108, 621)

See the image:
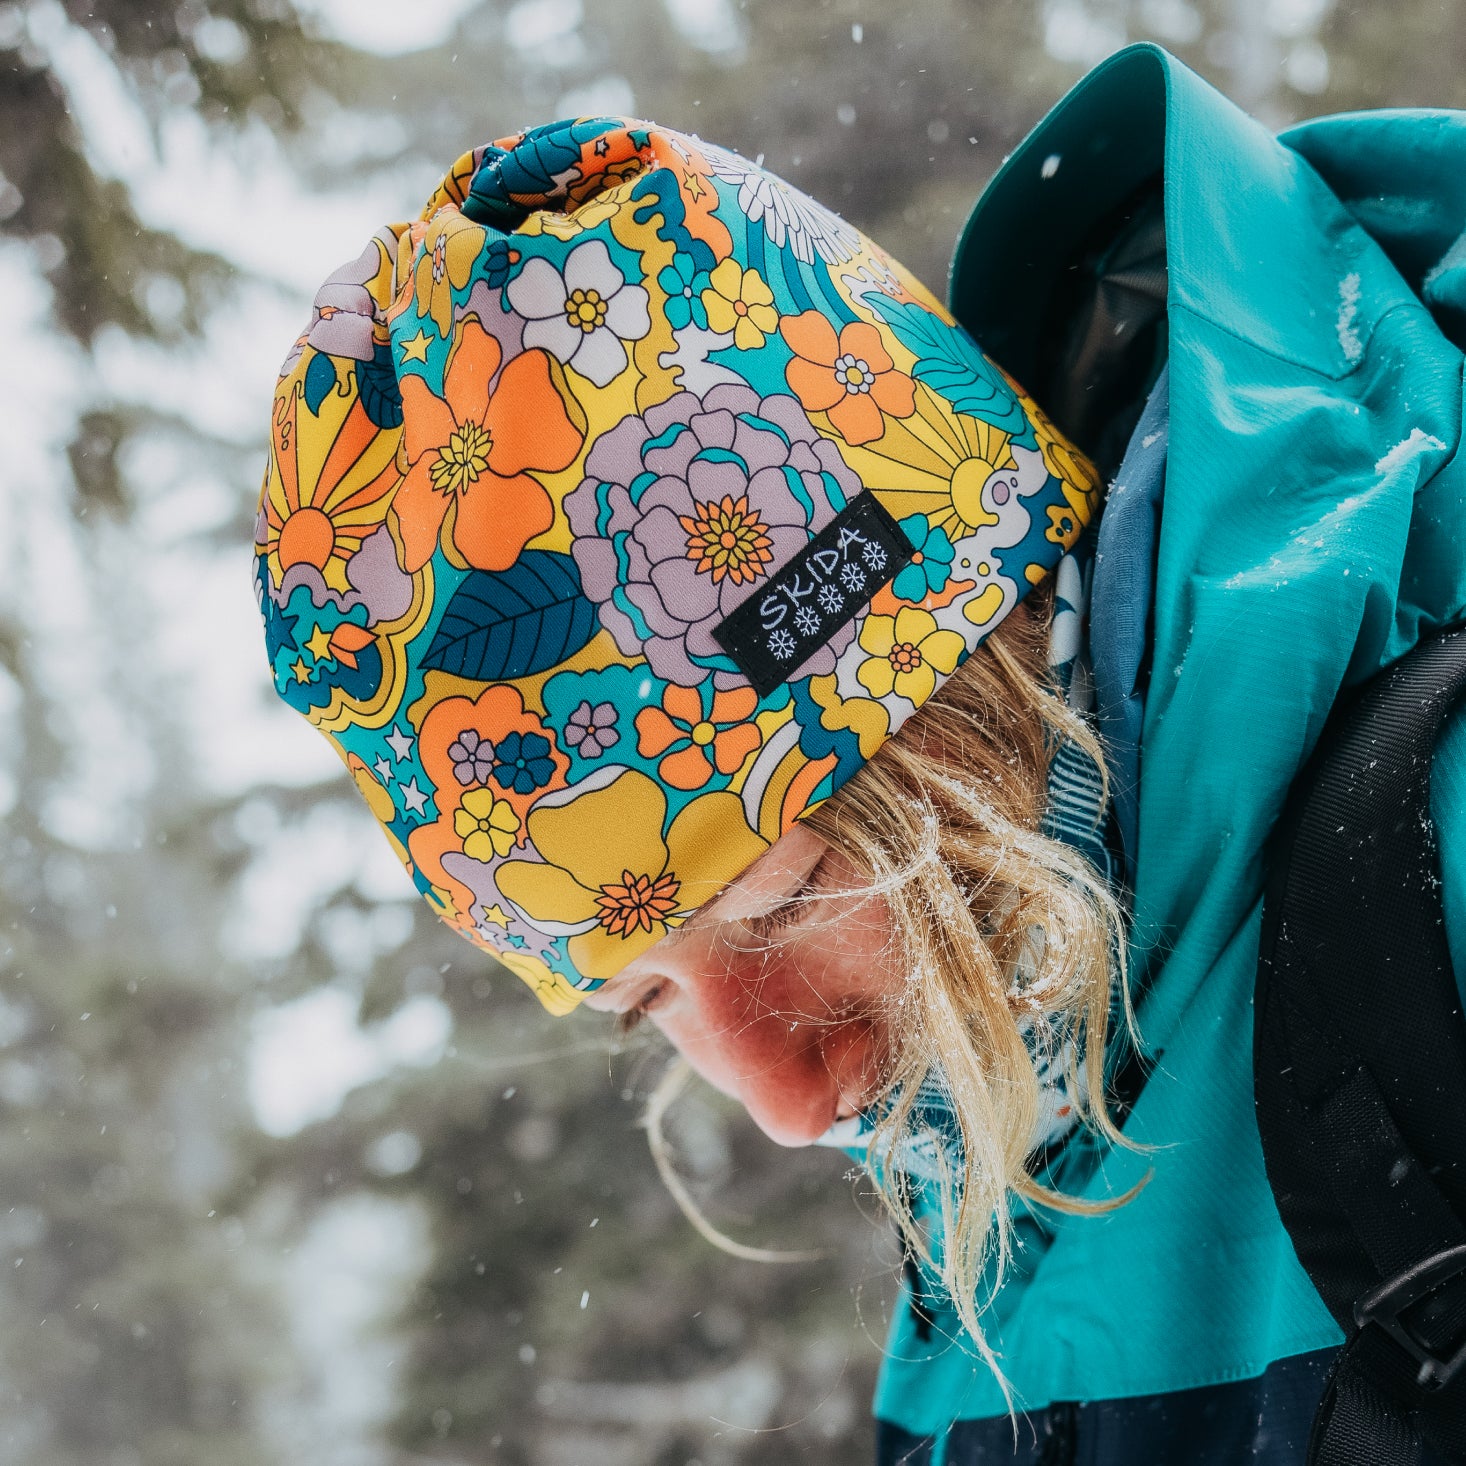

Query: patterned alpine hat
(255, 118), (1101, 1014)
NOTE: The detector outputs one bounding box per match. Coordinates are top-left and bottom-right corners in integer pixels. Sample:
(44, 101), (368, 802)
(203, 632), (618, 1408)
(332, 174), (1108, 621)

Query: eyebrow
(676, 849), (828, 943)
(663, 883), (736, 946)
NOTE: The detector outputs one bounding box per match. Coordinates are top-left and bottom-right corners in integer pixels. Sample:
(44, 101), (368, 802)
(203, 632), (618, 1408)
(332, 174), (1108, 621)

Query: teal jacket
(873, 43), (1466, 1439)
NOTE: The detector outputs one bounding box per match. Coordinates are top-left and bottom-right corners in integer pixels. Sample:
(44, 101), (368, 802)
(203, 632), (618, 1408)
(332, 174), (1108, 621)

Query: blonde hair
(645, 582), (1147, 1398)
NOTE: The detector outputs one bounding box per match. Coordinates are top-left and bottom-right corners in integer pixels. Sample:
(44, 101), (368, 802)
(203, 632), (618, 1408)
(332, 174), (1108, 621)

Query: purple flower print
(305, 230), (395, 363)
(565, 383), (864, 688)
(563, 700), (619, 758)
(449, 729), (495, 786)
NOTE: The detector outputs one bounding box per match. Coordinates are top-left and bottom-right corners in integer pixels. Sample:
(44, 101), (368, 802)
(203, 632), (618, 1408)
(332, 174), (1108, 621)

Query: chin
(746, 1104), (841, 1149)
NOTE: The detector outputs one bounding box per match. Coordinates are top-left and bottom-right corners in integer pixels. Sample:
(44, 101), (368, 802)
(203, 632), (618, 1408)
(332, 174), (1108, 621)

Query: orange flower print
(417, 683), (568, 838)
(408, 684), (569, 933)
(781, 311), (916, 446)
(392, 317), (583, 573)
(635, 684), (762, 790)
(595, 869), (682, 936)
(680, 494), (775, 586)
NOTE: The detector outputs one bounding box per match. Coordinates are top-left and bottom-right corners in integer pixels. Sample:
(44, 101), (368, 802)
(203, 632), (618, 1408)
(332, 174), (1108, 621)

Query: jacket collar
(950, 43), (1402, 390)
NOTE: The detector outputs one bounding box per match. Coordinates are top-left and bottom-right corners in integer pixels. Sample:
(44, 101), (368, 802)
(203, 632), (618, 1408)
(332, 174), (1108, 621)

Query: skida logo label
(713, 492), (914, 697)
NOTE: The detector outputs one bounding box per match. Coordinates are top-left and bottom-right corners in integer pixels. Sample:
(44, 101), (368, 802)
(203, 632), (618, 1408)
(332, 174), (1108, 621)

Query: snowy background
(2, 0), (1454, 1461)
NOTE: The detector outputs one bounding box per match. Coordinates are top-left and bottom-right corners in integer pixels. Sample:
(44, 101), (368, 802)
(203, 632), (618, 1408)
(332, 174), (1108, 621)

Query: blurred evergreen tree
(8, 1), (1464, 1462)
(1, 2), (902, 1459)
(0, 3), (353, 1462)
(1, 0), (341, 350)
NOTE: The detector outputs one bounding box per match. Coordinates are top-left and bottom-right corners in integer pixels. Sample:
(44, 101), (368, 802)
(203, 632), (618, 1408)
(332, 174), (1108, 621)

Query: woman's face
(581, 823), (902, 1146)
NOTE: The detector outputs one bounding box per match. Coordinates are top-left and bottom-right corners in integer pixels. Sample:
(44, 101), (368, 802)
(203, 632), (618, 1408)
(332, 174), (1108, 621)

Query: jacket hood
(882, 43), (1466, 1426)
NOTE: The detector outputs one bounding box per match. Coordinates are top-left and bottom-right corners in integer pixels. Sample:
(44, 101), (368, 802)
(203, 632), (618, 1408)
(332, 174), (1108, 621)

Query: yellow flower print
(496, 769), (766, 981)
(453, 789), (520, 862)
(702, 259), (778, 350)
(1027, 388), (1101, 549)
(855, 606), (966, 706)
(414, 208), (484, 338)
(806, 674), (890, 761)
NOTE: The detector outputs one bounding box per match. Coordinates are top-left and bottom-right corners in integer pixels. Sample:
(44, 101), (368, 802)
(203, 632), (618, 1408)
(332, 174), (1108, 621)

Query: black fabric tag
(712, 492), (914, 697)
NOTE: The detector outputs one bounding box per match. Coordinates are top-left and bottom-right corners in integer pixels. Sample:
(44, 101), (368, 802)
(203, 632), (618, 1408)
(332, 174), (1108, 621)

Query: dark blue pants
(874, 1347), (1445, 1465)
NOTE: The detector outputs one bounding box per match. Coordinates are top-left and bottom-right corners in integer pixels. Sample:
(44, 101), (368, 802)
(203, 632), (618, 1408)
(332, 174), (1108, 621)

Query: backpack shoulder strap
(1255, 623), (1466, 1466)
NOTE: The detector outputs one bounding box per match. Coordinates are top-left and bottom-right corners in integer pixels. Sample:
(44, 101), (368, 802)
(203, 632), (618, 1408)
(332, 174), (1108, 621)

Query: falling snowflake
(794, 605), (821, 636)
(818, 582), (843, 614)
(862, 541), (888, 571)
(840, 561), (867, 593)
(769, 627), (797, 660)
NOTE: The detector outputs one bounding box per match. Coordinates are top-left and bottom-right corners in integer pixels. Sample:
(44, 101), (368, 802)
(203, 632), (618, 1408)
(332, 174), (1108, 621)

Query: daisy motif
(506, 239), (651, 387)
(855, 607), (966, 706)
(453, 790), (519, 862)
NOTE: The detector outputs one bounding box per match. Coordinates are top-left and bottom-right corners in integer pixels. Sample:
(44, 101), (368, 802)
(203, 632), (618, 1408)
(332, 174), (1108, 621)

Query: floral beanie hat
(255, 117), (1101, 1014)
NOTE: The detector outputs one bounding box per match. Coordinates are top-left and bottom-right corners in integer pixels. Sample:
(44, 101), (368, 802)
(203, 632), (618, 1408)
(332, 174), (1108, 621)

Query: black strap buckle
(1354, 1244), (1466, 1390)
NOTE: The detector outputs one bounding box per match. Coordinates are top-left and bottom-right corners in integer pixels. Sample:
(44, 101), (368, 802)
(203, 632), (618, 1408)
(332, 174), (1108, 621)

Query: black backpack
(1255, 622), (1466, 1465)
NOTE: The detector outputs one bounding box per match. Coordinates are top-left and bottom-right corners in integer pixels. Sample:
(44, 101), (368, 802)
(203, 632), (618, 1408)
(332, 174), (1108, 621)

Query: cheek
(659, 953), (814, 1077)
(654, 913), (903, 1146)
(721, 896), (899, 1026)
(657, 990), (837, 1146)
(820, 1013), (892, 1103)
(780, 891), (900, 1008)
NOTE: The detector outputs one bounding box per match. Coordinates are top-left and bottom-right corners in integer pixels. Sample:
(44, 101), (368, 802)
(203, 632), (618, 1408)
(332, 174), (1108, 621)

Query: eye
(737, 853), (830, 940)
(615, 981), (667, 1037)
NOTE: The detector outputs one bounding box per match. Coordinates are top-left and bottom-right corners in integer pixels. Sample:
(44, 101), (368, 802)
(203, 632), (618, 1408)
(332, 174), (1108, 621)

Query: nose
(686, 1004), (885, 1148)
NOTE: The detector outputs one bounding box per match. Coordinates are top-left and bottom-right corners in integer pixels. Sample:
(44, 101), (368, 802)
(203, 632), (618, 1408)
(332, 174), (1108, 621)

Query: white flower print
(506, 239), (651, 388)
